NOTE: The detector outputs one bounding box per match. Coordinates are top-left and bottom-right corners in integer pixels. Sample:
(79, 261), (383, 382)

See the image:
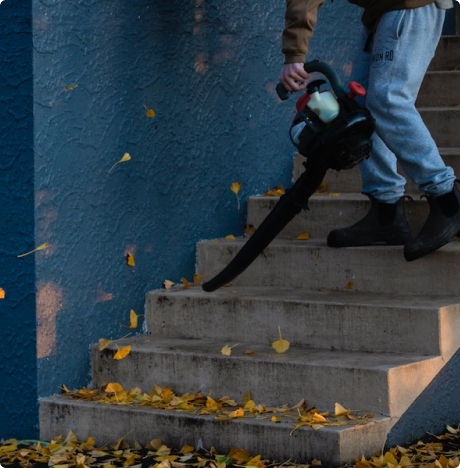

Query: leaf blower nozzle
(202, 60), (375, 292)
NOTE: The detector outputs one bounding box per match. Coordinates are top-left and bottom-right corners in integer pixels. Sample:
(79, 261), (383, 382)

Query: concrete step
(292, 148), (460, 194)
(197, 237), (460, 295)
(429, 35), (460, 71)
(146, 286), (460, 358)
(418, 70), (460, 107)
(91, 335), (443, 417)
(39, 395), (394, 467)
(420, 107), (460, 147)
(247, 193), (431, 240)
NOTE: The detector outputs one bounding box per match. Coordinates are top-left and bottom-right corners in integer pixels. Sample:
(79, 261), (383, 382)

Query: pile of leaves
(0, 430), (312, 468)
(2, 424), (460, 468)
(60, 383), (374, 433)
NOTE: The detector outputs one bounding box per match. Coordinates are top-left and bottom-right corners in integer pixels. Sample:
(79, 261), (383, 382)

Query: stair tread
(149, 285), (460, 309)
(103, 335), (441, 370)
(205, 236), (460, 250)
(40, 395), (395, 466)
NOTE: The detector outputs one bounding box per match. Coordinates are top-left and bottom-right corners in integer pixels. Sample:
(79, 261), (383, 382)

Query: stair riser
(247, 196), (429, 240)
(92, 344), (442, 417)
(420, 108), (460, 147)
(292, 152), (460, 194)
(197, 240), (460, 295)
(39, 397), (395, 467)
(418, 71), (460, 107)
(146, 291), (460, 357)
(429, 36), (460, 71)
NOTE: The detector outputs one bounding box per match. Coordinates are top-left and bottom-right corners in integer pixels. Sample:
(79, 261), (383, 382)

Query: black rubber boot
(327, 195), (412, 247)
(404, 185), (460, 262)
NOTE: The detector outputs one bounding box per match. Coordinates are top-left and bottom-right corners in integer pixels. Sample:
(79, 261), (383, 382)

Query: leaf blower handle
(276, 60), (348, 101)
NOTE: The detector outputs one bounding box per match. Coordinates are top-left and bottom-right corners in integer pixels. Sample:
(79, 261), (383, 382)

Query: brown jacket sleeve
(282, 0), (326, 64)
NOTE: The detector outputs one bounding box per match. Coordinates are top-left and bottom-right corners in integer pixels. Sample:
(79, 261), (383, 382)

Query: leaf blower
(202, 60), (375, 292)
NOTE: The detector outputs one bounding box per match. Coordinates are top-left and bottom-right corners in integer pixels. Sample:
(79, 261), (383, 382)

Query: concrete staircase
(40, 35), (460, 466)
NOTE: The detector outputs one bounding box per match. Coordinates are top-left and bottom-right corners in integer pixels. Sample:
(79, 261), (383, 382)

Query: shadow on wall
(385, 348), (460, 448)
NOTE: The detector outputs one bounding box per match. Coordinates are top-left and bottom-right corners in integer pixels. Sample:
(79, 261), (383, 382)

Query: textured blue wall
(31, 0), (361, 403)
(0, 0), (36, 439)
(0, 0), (363, 437)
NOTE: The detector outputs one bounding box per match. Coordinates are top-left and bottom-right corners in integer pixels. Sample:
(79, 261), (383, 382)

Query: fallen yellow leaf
(230, 182), (242, 210)
(296, 232), (310, 240)
(272, 326), (290, 354)
(225, 235), (236, 240)
(113, 345), (131, 360)
(334, 402), (350, 417)
(312, 412), (328, 423)
(221, 344), (239, 356)
(18, 242), (50, 258)
(144, 105), (156, 118)
(245, 225), (256, 236)
(193, 274), (203, 285)
(163, 280), (175, 289)
(0, 288), (5, 299)
(263, 185), (285, 197)
(109, 153), (131, 173)
(64, 83), (78, 92)
(181, 277), (191, 289)
(228, 408), (245, 418)
(120, 310), (142, 329)
(126, 253), (135, 267)
(105, 382), (123, 393)
(98, 338), (114, 351)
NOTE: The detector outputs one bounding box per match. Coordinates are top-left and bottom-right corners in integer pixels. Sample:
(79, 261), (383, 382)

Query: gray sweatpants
(351, 2), (456, 203)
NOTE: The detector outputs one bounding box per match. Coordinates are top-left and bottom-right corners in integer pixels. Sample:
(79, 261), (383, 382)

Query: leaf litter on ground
(3, 423), (460, 468)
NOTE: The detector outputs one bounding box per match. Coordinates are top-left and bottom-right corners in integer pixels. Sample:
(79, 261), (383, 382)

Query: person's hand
(279, 63), (311, 93)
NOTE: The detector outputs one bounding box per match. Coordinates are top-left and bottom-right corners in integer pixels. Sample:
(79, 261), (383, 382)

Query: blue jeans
(351, 3), (456, 203)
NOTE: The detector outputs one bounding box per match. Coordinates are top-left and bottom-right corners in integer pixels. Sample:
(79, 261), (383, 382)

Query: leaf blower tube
(202, 60), (375, 293)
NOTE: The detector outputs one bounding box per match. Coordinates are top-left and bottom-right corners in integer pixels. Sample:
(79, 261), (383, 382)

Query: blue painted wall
(32, 0), (362, 402)
(0, 0), (36, 439)
(1, 0), (363, 437)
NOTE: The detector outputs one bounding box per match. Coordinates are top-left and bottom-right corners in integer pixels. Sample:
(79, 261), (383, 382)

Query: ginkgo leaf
(334, 402), (350, 417)
(244, 350), (255, 355)
(193, 274), (203, 285)
(344, 281), (354, 290)
(126, 253), (135, 267)
(18, 242), (50, 258)
(228, 408), (244, 418)
(230, 182), (242, 210)
(296, 232), (310, 240)
(221, 344), (239, 356)
(272, 326), (290, 353)
(163, 280), (175, 289)
(263, 185), (285, 197)
(181, 277), (191, 289)
(105, 382), (123, 393)
(120, 310), (142, 329)
(64, 84), (78, 92)
(315, 181), (328, 194)
(312, 412), (328, 423)
(99, 333), (131, 351)
(245, 225), (256, 236)
(109, 153), (131, 173)
(98, 338), (114, 351)
(0, 288), (4, 299)
(225, 235), (236, 240)
(144, 105), (156, 118)
(113, 345), (131, 360)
